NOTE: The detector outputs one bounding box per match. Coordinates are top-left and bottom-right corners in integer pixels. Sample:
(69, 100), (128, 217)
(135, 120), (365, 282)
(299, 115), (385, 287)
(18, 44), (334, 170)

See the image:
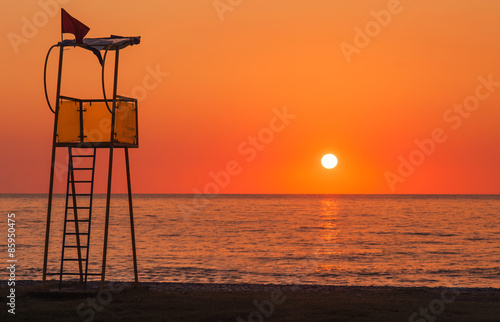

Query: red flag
(61, 8), (89, 43)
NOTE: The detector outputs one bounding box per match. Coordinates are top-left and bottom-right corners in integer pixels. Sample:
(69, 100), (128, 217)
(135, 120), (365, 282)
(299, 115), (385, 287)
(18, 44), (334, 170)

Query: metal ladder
(59, 147), (99, 289)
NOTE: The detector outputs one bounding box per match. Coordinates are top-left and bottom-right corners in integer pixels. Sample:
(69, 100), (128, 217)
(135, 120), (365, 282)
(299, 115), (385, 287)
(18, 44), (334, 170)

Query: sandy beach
(1, 280), (499, 321)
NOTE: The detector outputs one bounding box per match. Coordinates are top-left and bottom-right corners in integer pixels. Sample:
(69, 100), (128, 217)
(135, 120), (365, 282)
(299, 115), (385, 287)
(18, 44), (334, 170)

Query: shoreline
(6, 279), (500, 292)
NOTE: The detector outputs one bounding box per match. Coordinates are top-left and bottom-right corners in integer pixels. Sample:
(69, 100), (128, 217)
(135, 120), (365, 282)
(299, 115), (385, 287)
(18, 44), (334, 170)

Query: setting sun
(321, 154), (338, 169)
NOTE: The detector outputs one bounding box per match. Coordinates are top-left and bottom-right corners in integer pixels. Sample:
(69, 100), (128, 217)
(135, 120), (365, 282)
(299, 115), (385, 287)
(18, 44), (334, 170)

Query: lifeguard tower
(42, 10), (140, 289)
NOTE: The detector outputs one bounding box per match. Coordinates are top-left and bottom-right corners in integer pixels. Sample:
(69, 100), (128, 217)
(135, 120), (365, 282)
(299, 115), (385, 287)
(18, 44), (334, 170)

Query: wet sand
(1, 280), (499, 321)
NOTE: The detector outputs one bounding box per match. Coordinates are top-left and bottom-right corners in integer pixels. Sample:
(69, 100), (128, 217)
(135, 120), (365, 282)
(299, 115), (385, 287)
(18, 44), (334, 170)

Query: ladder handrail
(84, 148), (97, 287)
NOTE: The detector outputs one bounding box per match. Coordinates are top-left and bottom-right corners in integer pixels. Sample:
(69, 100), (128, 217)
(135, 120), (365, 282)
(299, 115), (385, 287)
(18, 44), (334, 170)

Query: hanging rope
(46, 43), (114, 114)
(43, 44), (58, 114)
(101, 45), (113, 113)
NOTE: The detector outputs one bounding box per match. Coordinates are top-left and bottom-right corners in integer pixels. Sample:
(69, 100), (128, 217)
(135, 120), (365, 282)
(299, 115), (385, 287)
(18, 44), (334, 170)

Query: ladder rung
(66, 220), (90, 223)
(72, 168), (94, 170)
(72, 155), (94, 158)
(68, 207), (90, 209)
(64, 245), (88, 248)
(65, 232), (89, 235)
(63, 258), (88, 261)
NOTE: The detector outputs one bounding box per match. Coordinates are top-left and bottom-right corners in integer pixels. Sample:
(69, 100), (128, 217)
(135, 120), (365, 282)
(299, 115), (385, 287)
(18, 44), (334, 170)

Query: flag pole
(60, 9), (63, 43)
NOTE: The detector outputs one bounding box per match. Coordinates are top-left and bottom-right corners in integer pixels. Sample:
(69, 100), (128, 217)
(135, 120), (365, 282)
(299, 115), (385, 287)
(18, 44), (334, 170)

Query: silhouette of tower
(42, 30), (141, 289)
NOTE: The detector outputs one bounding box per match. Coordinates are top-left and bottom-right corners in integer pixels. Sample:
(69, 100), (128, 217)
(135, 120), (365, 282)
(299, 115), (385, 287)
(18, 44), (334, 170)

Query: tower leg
(125, 148), (139, 284)
(42, 45), (64, 290)
(101, 48), (120, 289)
(42, 141), (57, 289)
(101, 146), (114, 289)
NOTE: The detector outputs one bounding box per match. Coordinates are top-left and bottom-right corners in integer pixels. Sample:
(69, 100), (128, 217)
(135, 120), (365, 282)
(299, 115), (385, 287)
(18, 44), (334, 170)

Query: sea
(1, 194), (499, 288)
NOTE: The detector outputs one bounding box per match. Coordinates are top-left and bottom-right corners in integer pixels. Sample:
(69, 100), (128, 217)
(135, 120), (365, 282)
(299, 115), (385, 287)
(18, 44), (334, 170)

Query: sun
(321, 154), (338, 169)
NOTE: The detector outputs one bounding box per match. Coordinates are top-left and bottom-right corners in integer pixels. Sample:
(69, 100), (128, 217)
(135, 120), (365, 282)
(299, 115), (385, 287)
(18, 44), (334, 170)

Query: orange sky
(2, 0), (500, 194)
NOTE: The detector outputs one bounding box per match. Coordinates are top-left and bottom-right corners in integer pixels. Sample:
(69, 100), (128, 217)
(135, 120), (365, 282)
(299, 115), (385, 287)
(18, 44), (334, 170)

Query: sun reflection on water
(310, 199), (345, 273)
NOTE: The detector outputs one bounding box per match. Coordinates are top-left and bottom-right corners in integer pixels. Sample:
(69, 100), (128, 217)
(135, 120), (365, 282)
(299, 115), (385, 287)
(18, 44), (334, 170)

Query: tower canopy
(59, 36), (141, 66)
(61, 35), (141, 50)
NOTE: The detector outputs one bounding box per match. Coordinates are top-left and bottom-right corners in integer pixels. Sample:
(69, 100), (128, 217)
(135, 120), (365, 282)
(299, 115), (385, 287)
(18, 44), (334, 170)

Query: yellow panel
(57, 100), (80, 143)
(115, 101), (137, 144)
(83, 102), (112, 143)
